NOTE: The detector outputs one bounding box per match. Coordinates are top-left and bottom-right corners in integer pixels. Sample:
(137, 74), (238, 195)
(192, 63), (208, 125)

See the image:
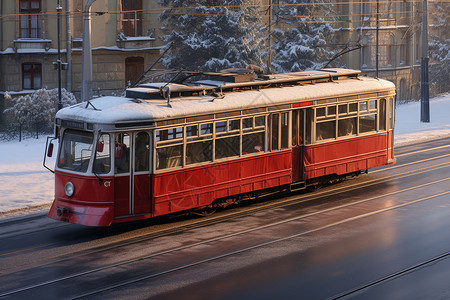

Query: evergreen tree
(158, 0), (266, 71)
(270, 0), (338, 73)
(429, 1), (450, 95)
(4, 88), (77, 133)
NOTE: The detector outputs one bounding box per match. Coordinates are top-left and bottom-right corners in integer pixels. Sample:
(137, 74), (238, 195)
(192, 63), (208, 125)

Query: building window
(388, 35), (396, 67)
(20, 0), (41, 38)
(122, 0), (142, 37)
(22, 63), (42, 89)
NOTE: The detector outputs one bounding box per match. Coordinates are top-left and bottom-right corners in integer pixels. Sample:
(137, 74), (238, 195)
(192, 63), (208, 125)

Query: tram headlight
(64, 182), (75, 197)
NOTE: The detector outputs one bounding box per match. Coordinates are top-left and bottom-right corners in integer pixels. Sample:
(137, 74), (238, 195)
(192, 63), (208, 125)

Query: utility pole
(420, 0), (430, 122)
(66, 0), (72, 93)
(267, 0), (272, 74)
(56, 0), (62, 110)
(375, 0), (379, 78)
(81, 0), (97, 102)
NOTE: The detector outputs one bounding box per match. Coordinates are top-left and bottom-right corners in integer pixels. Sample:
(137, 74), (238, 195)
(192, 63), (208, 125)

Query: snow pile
(0, 94), (449, 218)
(394, 94), (450, 145)
(0, 138), (57, 217)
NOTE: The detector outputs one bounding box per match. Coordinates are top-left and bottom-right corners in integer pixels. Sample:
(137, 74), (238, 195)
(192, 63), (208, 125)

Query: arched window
(388, 35), (396, 67)
(125, 57), (144, 86)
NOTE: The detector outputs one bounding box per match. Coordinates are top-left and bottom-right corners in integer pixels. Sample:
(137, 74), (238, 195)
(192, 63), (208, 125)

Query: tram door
(114, 132), (151, 217)
(291, 109), (305, 182)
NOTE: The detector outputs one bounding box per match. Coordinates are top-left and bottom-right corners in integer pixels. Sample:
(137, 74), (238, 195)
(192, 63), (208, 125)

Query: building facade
(1, 0), (443, 124)
(0, 0), (163, 124)
(335, 0), (424, 101)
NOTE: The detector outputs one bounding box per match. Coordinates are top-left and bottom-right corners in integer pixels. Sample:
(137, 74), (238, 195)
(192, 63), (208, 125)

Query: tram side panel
(152, 151), (292, 216)
(303, 132), (389, 179)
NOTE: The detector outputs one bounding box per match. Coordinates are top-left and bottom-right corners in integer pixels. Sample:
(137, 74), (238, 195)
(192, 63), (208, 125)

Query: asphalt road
(0, 137), (449, 300)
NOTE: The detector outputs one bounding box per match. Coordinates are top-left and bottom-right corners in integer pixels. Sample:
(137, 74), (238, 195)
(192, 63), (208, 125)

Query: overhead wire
(0, 0), (448, 20)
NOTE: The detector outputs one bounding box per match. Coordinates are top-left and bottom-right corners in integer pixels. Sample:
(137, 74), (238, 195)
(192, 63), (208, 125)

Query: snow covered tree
(158, 0), (266, 71)
(429, 1), (450, 95)
(4, 88), (77, 138)
(270, 0), (338, 73)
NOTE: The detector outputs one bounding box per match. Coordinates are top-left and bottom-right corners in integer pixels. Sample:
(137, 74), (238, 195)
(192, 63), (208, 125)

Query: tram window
(243, 132), (265, 154)
(215, 121), (227, 134)
(93, 133), (111, 174)
(186, 125), (198, 137)
(305, 109), (312, 145)
(58, 129), (93, 173)
(338, 104), (347, 115)
(135, 132), (149, 172)
(349, 103), (358, 113)
(369, 100), (377, 110)
(255, 116), (265, 127)
(115, 133), (130, 173)
(359, 101), (368, 112)
(387, 98), (394, 130)
(379, 99), (387, 131)
(229, 119), (240, 131)
(157, 127), (183, 142)
(316, 121), (336, 141)
(216, 136), (240, 159)
(292, 110), (299, 146)
(243, 117), (253, 129)
(186, 140), (212, 164)
(281, 112), (289, 149)
(327, 106), (336, 116)
(359, 114), (377, 133)
(270, 114), (279, 151)
(201, 123), (213, 135)
(338, 118), (357, 137)
(156, 145), (182, 170)
(316, 107), (326, 118)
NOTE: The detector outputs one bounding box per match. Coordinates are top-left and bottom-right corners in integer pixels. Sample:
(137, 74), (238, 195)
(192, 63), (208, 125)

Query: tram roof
(56, 69), (395, 127)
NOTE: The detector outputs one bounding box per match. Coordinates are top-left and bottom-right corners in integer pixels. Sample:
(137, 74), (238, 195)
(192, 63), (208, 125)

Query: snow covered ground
(1, 93), (449, 219)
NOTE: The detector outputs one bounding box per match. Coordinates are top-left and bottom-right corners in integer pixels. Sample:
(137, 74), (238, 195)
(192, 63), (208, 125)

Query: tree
(428, 1), (450, 95)
(270, 0), (338, 73)
(4, 88), (77, 139)
(158, 0), (266, 71)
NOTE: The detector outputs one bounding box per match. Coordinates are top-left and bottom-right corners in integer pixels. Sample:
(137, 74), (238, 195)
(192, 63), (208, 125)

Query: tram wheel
(193, 208), (217, 217)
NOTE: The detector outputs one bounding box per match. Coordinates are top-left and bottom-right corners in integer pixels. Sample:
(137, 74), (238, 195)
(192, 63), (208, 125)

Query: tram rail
(1, 156), (449, 298)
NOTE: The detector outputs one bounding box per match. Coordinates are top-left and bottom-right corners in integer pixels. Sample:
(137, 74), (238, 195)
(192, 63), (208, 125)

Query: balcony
(13, 38), (52, 53)
(116, 35), (156, 49)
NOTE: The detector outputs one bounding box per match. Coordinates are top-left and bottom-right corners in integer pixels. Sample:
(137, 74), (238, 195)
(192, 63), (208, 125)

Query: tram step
(290, 181), (306, 192)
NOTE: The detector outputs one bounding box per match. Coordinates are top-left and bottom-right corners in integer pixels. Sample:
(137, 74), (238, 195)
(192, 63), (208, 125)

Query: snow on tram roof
(56, 71), (395, 126)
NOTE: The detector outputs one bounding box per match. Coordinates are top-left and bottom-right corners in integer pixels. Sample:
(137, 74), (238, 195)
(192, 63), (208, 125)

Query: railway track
(331, 249), (450, 299)
(0, 149), (449, 262)
(1, 162), (449, 297)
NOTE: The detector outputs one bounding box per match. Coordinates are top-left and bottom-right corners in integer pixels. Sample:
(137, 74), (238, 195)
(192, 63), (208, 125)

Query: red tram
(44, 68), (396, 226)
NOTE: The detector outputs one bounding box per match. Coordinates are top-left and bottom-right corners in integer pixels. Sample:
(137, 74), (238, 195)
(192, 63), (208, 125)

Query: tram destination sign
(61, 120), (85, 130)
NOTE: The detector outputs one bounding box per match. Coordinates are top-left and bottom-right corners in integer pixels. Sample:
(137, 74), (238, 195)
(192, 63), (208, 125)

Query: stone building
(0, 0), (163, 124)
(335, 0), (424, 101)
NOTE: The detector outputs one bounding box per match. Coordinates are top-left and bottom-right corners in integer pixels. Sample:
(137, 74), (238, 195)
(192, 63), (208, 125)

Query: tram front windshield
(58, 129), (94, 173)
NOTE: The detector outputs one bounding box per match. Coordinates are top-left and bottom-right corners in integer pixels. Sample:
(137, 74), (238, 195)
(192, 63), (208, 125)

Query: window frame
(19, 0), (41, 38)
(22, 62), (42, 90)
(314, 97), (384, 143)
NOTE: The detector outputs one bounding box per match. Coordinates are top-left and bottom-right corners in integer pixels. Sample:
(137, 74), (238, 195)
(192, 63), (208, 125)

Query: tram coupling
(56, 206), (70, 217)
